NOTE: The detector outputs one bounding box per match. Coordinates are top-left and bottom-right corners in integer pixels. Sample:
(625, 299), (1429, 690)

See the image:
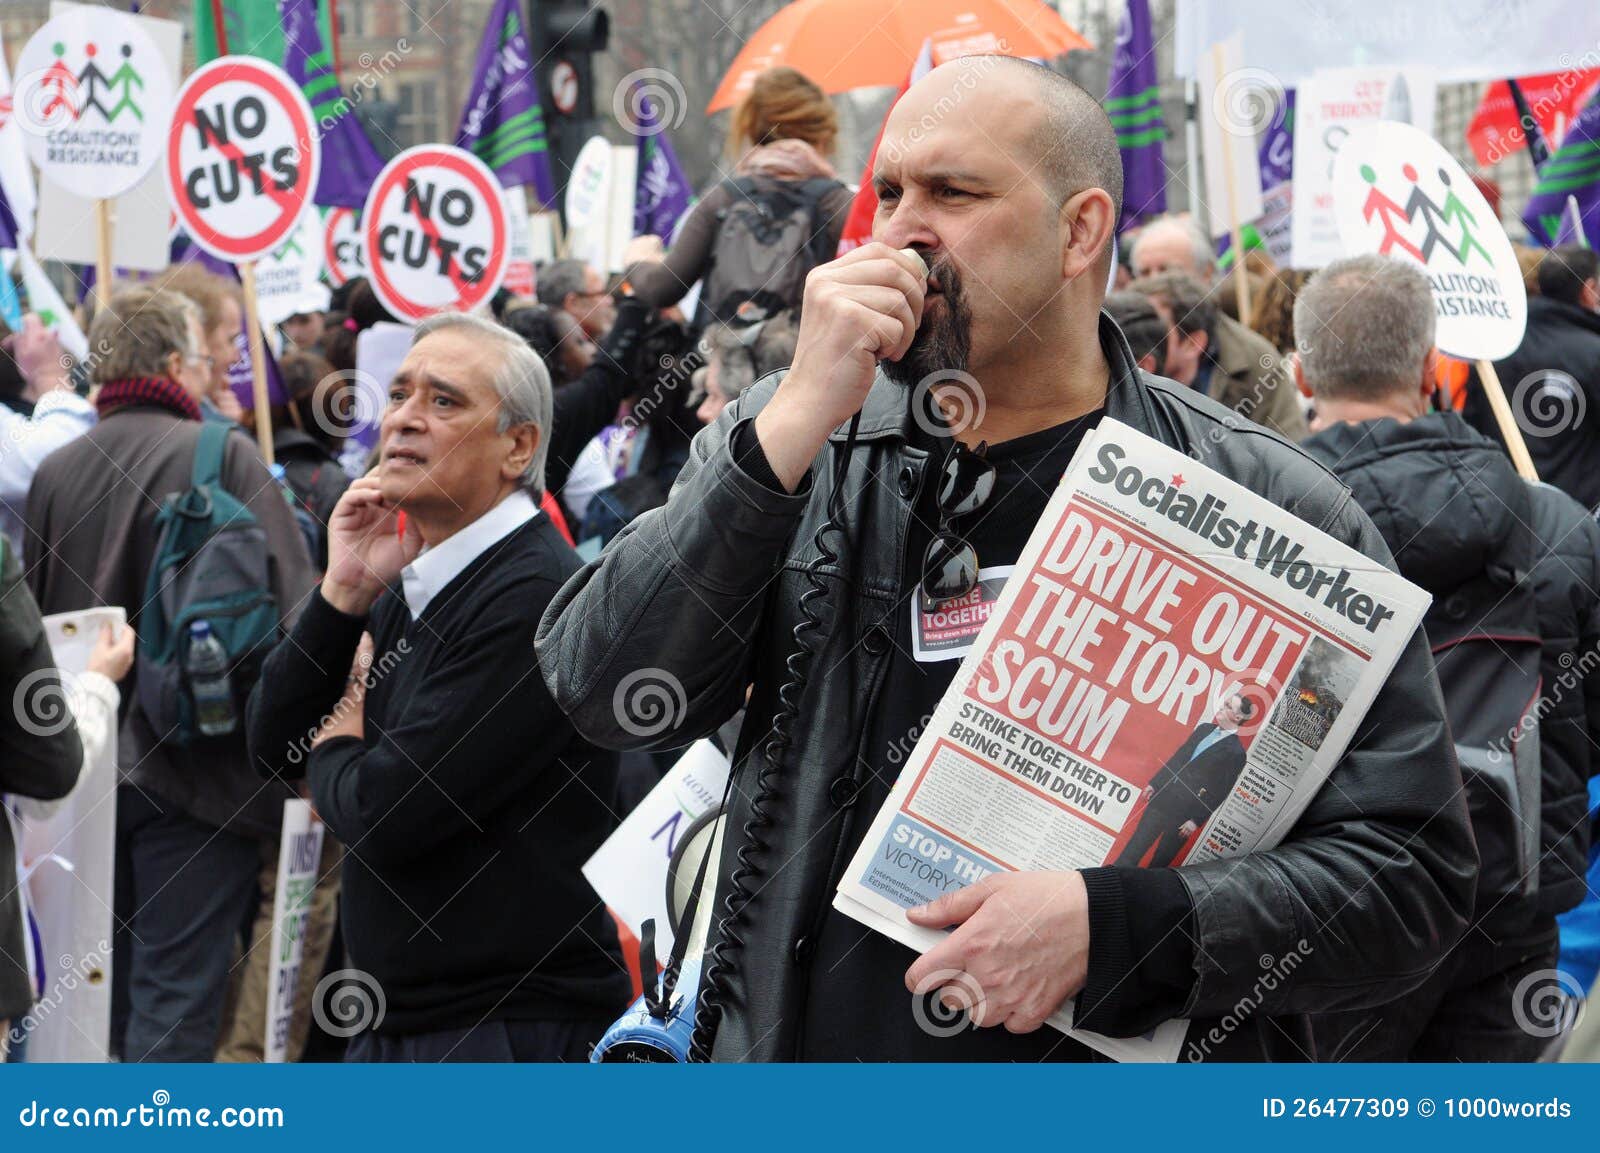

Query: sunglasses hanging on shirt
(920, 440), (996, 611)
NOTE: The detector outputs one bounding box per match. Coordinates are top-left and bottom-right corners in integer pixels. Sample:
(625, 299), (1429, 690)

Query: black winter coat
(1305, 412), (1600, 917)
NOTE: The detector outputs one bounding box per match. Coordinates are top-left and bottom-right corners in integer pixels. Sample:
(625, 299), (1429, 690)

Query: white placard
(362, 144), (509, 321)
(502, 184), (534, 297)
(1332, 120), (1527, 361)
(582, 739), (730, 956)
(1196, 36), (1264, 240)
(1292, 68), (1436, 269)
(14, 6), (173, 200)
(32, 4), (182, 272)
(16, 607), (124, 1062)
(1176, 0), (1600, 85)
(263, 799), (324, 1063)
(351, 320), (414, 444)
(255, 207), (328, 326)
(605, 144), (639, 275)
(563, 135), (612, 272)
(167, 56), (320, 263)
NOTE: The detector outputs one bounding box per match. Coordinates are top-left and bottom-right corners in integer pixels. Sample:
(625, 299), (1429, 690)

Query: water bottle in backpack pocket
(185, 621), (237, 736)
(136, 421), (280, 744)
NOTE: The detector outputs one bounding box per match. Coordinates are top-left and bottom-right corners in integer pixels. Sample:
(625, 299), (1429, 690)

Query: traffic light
(529, 2), (610, 203)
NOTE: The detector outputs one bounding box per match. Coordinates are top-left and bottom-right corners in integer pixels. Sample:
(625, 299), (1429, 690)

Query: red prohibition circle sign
(323, 207), (360, 286)
(168, 58), (319, 262)
(363, 147), (509, 322)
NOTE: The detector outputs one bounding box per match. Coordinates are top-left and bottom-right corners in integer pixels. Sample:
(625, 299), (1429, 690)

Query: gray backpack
(697, 175), (841, 327)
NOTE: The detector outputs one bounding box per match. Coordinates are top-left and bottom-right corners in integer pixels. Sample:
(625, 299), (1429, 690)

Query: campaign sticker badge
(912, 566), (1014, 662)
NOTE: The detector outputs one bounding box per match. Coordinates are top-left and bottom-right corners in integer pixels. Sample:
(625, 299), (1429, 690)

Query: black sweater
(246, 514), (630, 1035)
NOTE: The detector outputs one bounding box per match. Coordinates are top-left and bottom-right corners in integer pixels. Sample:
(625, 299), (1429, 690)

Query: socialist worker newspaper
(834, 418), (1431, 1062)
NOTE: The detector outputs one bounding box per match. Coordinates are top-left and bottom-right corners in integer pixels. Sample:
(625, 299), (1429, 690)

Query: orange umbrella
(707, 0), (1092, 113)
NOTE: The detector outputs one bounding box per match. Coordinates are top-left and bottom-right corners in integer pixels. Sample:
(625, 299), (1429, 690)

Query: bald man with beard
(539, 58), (1474, 1062)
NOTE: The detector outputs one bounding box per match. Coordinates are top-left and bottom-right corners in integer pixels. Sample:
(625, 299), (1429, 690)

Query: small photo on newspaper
(834, 418), (1430, 1062)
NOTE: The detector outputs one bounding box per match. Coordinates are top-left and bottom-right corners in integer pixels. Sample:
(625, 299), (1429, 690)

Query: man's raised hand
(753, 243), (927, 491)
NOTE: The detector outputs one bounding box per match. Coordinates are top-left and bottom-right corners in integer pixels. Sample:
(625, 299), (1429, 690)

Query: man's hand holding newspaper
(905, 871), (1090, 1033)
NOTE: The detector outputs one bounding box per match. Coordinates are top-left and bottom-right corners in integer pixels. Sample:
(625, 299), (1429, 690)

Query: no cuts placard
(323, 207), (366, 286)
(362, 145), (510, 321)
(14, 6), (174, 200)
(166, 56), (320, 262)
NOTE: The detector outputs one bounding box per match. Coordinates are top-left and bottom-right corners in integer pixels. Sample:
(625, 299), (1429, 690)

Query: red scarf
(94, 375), (203, 422)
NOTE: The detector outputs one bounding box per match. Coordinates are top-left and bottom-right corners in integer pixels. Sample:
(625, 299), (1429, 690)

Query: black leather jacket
(537, 315), (1478, 1061)
(1305, 413), (1600, 918)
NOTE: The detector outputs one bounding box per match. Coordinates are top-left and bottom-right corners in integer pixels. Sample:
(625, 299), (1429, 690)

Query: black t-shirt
(732, 399), (1197, 1059)
(802, 410), (1106, 1059)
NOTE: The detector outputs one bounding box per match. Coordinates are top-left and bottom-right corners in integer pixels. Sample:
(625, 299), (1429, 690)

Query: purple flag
(170, 231), (289, 407)
(282, 0), (386, 209)
(456, 0), (555, 207)
(632, 91), (694, 239)
(1524, 90), (1600, 247)
(0, 181), (18, 252)
(1105, 0), (1166, 232)
(1258, 89), (1294, 191)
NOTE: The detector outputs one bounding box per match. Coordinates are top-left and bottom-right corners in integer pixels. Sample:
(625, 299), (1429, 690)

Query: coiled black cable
(687, 412), (862, 1062)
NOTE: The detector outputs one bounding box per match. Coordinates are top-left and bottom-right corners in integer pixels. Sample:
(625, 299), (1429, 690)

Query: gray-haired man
(1299, 254), (1600, 1061)
(247, 313), (630, 1061)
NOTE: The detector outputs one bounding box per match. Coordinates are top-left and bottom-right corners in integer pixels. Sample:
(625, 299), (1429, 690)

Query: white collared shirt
(400, 491), (539, 619)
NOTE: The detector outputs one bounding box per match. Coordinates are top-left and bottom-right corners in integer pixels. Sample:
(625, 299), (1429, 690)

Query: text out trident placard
(14, 6), (174, 199)
(167, 56), (320, 262)
(1331, 120), (1527, 361)
(362, 144), (510, 322)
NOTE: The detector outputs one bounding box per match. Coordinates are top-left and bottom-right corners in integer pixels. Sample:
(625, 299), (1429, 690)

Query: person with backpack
(268, 350), (353, 571)
(24, 285), (317, 1062)
(623, 66), (852, 328)
(1297, 255), (1600, 1060)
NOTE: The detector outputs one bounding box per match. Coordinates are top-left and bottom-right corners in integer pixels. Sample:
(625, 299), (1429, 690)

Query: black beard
(881, 257), (972, 390)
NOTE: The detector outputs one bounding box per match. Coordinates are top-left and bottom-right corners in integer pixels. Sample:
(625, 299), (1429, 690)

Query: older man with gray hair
(247, 312), (630, 1062)
(1300, 253), (1600, 1061)
(1129, 215), (1306, 440)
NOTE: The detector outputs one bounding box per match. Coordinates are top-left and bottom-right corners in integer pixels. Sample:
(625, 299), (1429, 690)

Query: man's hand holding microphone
(753, 244), (928, 492)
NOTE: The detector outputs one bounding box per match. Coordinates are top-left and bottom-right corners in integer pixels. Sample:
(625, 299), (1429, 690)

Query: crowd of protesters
(0, 58), (1597, 1066)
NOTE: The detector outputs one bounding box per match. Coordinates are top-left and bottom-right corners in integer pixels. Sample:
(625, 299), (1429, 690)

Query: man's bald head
(885, 56), (1123, 236)
(980, 56), (1123, 224)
